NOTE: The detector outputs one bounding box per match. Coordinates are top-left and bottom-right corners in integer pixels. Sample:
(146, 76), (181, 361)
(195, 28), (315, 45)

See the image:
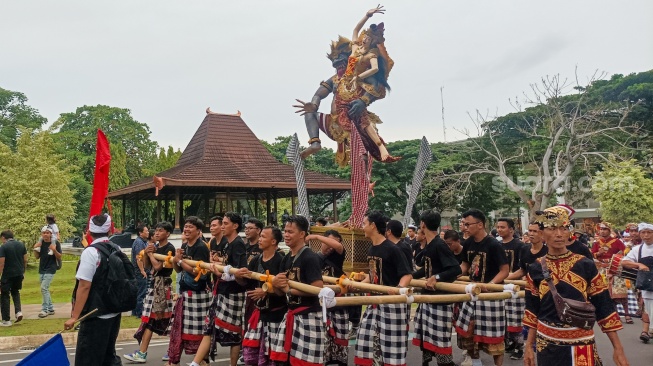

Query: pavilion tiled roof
(108, 111), (350, 197)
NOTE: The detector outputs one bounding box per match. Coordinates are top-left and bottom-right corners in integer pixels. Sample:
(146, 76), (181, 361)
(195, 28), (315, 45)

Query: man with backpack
(65, 213), (137, 366)
(33, 225), (62, 318)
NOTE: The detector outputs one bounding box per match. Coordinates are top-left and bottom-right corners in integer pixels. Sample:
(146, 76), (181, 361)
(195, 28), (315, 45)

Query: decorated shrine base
(307, 226), (371, 273)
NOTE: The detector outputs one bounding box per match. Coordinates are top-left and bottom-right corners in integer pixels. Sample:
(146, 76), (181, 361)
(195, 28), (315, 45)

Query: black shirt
(152, 242), (176, 277)
(179, 238), (211, 292)
(413, 237), (462, 294)
(461, 235), (507, 283)
(213, 236), (247, 295)
(210, 236), (227, 254)
(567, 240), (593, 260)
(38, 240), (62, 274)
(397, 239), (414, 269)
(279, 246), (323, 309)
(321, 248), (346, 278)
(247, 252), (287, 322)
(0, 239), (27, 278)
(367, 240), (413, 287)
(245, 241), (263, 265)
(519, 243), (548, 274)
(502, 238), (525, 273)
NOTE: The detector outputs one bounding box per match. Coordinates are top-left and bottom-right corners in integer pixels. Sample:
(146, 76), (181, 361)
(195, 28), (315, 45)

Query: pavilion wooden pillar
(174, 188), (182, 233)
(164, 196), (170, 222)
(254, 191), (259, 219)
(332, 191), (338, 222)
(291, 190), (296, 215)
(121, 197), (126, 230)
(273, 191), (278, 226)
(156, 196), (162, 223)
(134, 194), (140, 225)
(226, 189), (232, 212)
(204, 191), (210, 224)
(266, 191), (271, 225)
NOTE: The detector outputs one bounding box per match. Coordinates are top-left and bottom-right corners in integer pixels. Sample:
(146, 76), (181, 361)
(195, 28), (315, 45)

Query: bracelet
(286, 287), (292, 295)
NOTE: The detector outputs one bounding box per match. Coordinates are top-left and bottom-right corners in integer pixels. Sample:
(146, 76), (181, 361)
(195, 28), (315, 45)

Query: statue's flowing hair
(375, 55), (391, 91)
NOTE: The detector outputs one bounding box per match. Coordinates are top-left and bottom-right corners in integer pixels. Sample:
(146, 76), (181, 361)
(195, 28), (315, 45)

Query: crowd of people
(2, 207), (652, 366)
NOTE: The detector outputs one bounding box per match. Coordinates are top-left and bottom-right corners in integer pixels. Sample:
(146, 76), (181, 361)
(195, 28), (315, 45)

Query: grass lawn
(0, 316), (142, 337)
(20, 254), (179, 305)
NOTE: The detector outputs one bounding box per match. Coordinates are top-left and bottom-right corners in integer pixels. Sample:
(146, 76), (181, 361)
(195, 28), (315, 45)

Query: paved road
(2, 321), (651, 365)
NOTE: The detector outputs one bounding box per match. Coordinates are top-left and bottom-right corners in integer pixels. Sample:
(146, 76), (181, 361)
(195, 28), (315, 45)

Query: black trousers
(75, 314), (122, 366)
(0, 275), (23, 321)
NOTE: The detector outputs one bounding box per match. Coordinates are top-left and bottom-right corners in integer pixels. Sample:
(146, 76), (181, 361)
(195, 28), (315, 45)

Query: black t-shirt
(213, 236), (247, 295)
(397, 239), (414, 269)
(567, 240), (593, 260)
(179, 238), (211, 292)
(245, 242), (263, 265)
(247, 252), (287, 322)
(279, 246), (323, 309)
(210, 236), (227, 254)
(502, 238), (525, 273)
(321, 248), (346, 278)
(413, 237), (462, 294)
(414, 244), (426, 267)
(367, 240), (412, 287)
(0, 239), (27, 278)
(461, 235), (507, 283)
(153, 242), (176, 278)
(38, 240), (62, 274)
(519, 243), (548, 273)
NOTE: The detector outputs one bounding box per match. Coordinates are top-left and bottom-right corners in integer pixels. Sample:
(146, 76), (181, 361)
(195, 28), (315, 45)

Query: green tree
(592, 159), (653, 227)
(51, 105), (158, 185)
(0, 87), (48, 150)
(0, 129), (75, 246)
(144, 146), (183, 176)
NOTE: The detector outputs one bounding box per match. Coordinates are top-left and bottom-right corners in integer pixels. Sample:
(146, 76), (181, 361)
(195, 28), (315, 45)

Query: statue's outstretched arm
(293, 78), (335, 159)
(353, 5), (385, 41)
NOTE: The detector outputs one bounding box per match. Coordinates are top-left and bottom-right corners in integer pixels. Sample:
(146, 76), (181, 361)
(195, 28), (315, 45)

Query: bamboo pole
(458, 276), (527, 287)
(322, 275), (413, 295)
(332, 291), (525, 306)
(151, 253), (322, 295)
(410, 280), (481, 295)
(453, 281), (520, 292)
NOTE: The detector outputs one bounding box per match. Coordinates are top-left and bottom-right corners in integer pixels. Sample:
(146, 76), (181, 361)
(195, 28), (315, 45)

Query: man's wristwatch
(435, 274), (441, 280)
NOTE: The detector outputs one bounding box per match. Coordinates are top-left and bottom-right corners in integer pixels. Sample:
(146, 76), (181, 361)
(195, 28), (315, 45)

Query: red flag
(86, 129), (111, 245)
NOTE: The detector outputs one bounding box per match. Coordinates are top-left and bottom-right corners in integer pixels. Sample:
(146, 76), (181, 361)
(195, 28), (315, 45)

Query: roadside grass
(20, 254), (178, 304)
(0, 316), (142, 337)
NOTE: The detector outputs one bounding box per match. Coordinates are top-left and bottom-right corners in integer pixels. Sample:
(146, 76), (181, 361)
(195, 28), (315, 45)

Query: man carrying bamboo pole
(455, 209), (509, 366)
(166, 216), (211, 366)
(495, 218), (526, 360)
(235, 226), (287, 366)
(354, 211), (413, 366)
(412, 210), (462, 366)
(314, 229), (349, 366)
(270, 215), (326, 365)
(190, 212), (248, 366)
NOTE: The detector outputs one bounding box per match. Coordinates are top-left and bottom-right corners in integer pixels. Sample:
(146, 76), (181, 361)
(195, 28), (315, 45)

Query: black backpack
(92, 242), (138, 313)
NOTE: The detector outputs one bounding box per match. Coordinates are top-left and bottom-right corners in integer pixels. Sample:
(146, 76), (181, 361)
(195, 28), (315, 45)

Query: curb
(0, 328), (166, 352)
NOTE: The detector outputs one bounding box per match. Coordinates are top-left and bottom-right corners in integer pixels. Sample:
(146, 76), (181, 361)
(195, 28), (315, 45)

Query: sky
(2, 0), (652, 153)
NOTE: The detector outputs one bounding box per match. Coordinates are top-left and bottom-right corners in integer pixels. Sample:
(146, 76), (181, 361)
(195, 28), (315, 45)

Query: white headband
(89, 215), (112, 233)
(41, 225), (53, 233)
(639, 222), (653, 232)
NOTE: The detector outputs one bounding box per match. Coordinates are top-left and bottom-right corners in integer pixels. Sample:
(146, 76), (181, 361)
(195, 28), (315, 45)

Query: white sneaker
(0, 321), (12, 327)
(15, 312), (23, 323)
(461, 352), (473, 366)
(38, 311), (48, 318)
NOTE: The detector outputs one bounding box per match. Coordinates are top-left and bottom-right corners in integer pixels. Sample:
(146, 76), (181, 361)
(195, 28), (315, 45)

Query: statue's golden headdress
(360, 22), (385, 46)
(533, 205), (573, 228)
(327, 35), (352, 61)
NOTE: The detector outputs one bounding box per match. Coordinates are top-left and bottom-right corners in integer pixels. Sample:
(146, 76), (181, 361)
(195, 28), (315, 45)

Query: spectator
(316, 217), (328, 226)
(0, 230), (27, 326)
(132, 224), (149, 318)
(33, 226), (62, 318)
(46, 214), (60, 241)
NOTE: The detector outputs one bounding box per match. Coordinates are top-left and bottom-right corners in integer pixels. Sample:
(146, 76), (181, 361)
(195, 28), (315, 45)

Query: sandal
(625, 316), (634, 324)
(640, 331), (650, 343)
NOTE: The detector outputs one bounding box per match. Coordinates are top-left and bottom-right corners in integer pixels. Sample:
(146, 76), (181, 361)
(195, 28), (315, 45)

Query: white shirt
(76, 237), (119, 318)
(623, 242), (653, 299)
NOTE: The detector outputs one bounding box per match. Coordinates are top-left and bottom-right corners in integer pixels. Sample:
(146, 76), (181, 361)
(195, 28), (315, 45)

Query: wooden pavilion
(107, 110), (351, 232)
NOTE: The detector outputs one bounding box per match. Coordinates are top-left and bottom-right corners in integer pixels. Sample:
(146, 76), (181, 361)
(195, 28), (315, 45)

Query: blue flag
(17, 333), (69, 366)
